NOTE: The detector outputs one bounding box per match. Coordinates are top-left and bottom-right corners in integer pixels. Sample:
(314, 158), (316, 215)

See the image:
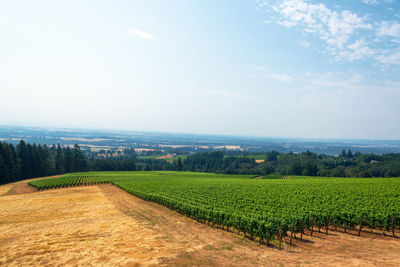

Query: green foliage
(176, 157), (183, 171)
(3, 139), (400, 185)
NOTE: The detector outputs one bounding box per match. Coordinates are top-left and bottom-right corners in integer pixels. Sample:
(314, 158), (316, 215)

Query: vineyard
(29, 171), (400, 247)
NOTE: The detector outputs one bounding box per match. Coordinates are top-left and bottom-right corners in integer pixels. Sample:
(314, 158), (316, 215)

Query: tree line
(178, 150), (400, 177)
(2, 140), (400, 185)
(0, 141), (137, 185)
(137, 150), (400, 177)
(0, 141), (87, 184)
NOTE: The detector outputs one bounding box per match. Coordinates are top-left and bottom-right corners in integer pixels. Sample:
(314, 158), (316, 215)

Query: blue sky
(1, 0), (399, 139)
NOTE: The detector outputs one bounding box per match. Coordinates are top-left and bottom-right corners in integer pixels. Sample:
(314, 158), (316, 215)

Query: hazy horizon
(1, 0), (400, 139)
(3, 123), (400, 142)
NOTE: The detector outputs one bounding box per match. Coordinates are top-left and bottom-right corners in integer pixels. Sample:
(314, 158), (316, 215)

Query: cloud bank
(258, 0), (400, 65)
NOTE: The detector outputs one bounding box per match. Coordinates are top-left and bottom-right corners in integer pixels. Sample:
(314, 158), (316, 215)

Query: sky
(1, 0), (400, 139)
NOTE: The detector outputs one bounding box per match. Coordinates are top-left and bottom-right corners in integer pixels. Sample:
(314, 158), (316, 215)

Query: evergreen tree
(266, 151), (279, 161)
(55, 144), (63, 174)
(347, 149), (353, 158)
(291, 161), (303, 175)
(0, 154), (6, 183)
(38, 145), (52, 176)
(9, 144), (20, 179)
(176, 157), (183, 171)
(72, 144), (87, 172)
(16, 140), (33, 178)
(63, 147), (73, 173)
(0, 143), (10, 181)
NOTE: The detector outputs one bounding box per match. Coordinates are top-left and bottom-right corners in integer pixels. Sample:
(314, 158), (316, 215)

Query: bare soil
(0, 182), (400, 266)
(2, 182), (35, 195)
(0, 176), (61, 196)
(155, 155), (174, 160)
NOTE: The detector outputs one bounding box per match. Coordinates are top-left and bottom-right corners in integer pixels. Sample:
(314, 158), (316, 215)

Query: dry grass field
(1, 180), (400, 266)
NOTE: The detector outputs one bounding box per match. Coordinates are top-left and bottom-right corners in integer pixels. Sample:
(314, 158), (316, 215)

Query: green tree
(38, 144), (52, 176)
(176, 157), (183, 171)
(55, 144), (63, 174)
(63, 147), (73, 173)
(72, 144), (87, 172)
(346, 149), (353, 158)
(16, 140), (33, 178)
(266, 151), (279, 162)
(290, 161), (302, 175)
(303, 161), (318, 176)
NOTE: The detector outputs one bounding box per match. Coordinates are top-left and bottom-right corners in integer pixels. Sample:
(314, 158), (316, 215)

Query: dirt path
(1, 183), (400, 266)
(2, 182), (35, 195)
(0, 175), (61, 196)
(99, 184), (267, 266)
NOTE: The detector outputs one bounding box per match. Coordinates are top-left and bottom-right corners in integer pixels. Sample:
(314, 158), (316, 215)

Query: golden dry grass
(155, 155), (174, 160)
(0, 186), (168, 266)
(0, 182), (400, 266)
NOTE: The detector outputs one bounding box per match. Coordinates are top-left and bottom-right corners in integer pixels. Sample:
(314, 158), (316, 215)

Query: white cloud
(298, 40), (311, 47)
(362, 0), (378, 4)
(377, 21), (400, 37)
(248, 64), (294, 82)
(361, 0), (394, 4)
(299, 72), (369, 94)
(247, 64), (269, 72)
(375, 51), (400, 64)
(266, 73), (294, 82)
(260, 0), (400, 64)
(267, 0), (372, 60)
(128, 28), (156, 40)
(339, 39), (375, 61)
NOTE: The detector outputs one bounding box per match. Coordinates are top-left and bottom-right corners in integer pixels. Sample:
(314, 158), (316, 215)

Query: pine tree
(63, 147), (73, 173)
(0, 154), (6, 184)
(38, 145), (52, 176)
(347, 149), (353, 158)
(176, 157), (183, 171)
(55, 144), (63, 174)
(72, 144), (87, 172)
(16, 140), (33, 178)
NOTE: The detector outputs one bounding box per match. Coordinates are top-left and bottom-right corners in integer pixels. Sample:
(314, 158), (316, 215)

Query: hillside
(1, 177), (400, 266)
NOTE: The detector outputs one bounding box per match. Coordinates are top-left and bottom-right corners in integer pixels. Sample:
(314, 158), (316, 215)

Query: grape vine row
(29, 171), (400, 244)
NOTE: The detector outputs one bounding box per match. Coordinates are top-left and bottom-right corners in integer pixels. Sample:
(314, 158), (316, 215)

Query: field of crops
(136, 154), (163, 160)
(29, 171), (400, 245)
(223, 154), (265, 160)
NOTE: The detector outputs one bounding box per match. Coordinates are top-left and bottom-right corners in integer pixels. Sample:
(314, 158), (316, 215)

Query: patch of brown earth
(2, 183), (35, 195)
(1, 182), (400, 266)
(0, 175), (61, 196)
(155, 155), (174, 160)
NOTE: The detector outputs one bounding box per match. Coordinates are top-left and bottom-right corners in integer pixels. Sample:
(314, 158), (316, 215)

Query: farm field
(136, 154), (186, 162)
(136, 154), (164, 160)
(243, 154), (266, 160)
(1, 178), (400, 266)
(224, 154), (266, 160)
(29, 171), (400, 245)
(224, 154), (265, 163)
